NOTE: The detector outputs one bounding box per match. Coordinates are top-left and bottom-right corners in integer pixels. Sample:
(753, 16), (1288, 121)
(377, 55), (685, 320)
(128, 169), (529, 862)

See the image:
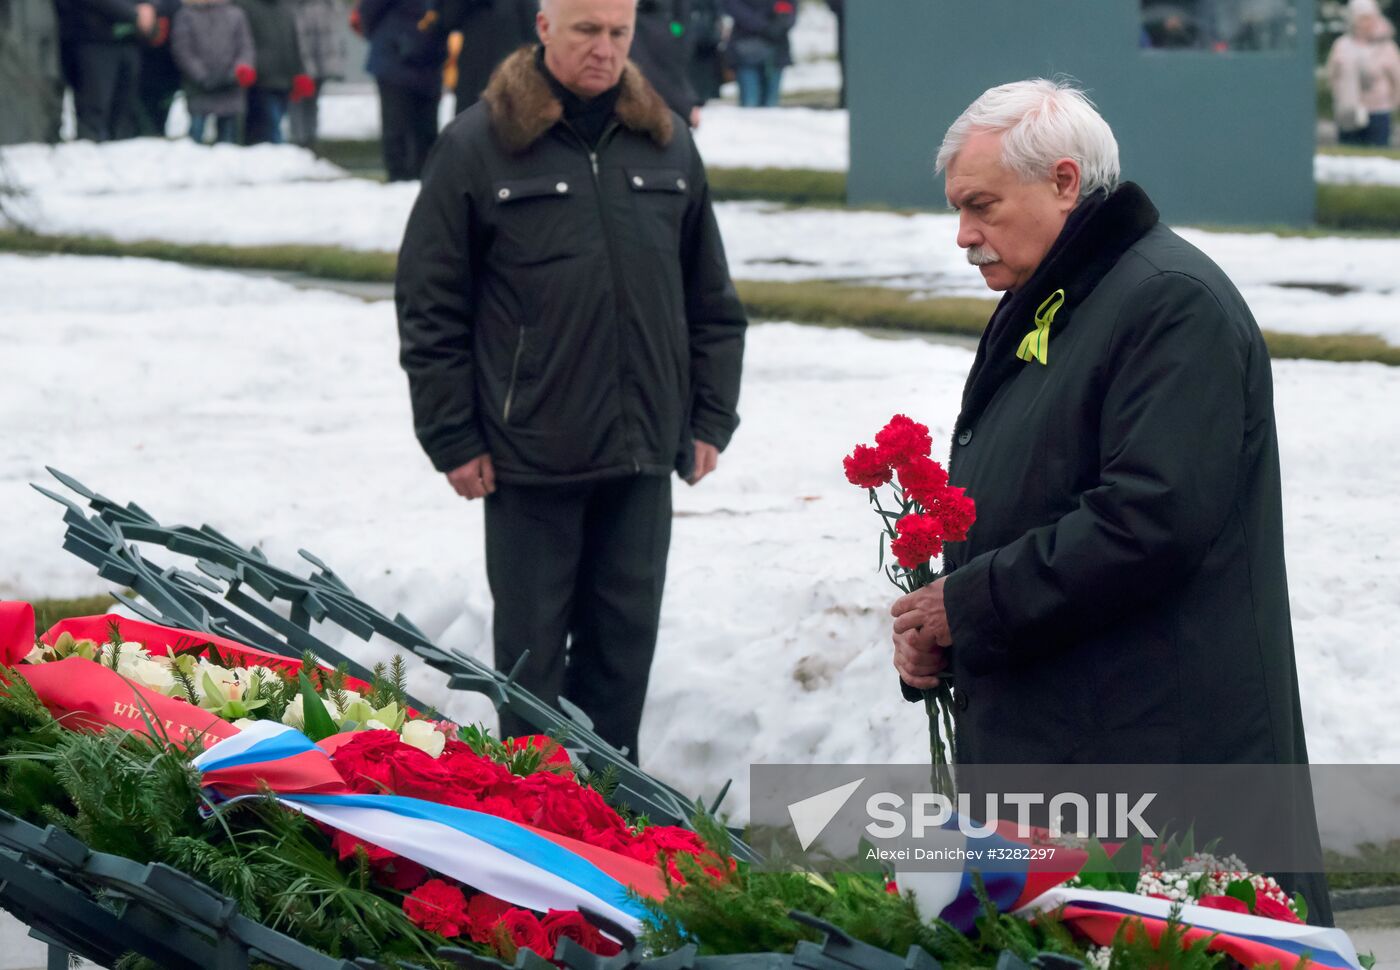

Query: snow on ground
(695, 106), (847, 170)
(0, 139), (341, 196)
(2, 253), (1398, 824)
(1316, 151), (1400, 187)
(6, 142), (1399, 343)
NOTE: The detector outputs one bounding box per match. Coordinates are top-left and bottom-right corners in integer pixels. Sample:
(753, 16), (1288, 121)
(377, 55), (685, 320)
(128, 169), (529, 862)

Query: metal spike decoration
(32, 469), (752, 858)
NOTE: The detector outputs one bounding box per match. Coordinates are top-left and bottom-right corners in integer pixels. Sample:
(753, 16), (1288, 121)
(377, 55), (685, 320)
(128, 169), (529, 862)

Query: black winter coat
(56, 0), (140, 45)
(722, 0), (792, 68)
(912, 185), (1312, 772)
(444, 0), (535, 108)
(234, 0), (303, 88)
(396, 48), (746, 484)
(631, 0), (699, 119)
(361, 0), (443, 94)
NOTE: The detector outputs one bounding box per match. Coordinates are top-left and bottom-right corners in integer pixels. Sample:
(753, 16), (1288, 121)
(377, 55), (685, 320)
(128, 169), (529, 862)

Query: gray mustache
(966, 245), (1001, 266)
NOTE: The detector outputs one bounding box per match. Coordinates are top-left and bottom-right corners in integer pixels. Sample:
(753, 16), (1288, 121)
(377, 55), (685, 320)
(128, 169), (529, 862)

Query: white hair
(935, 79), (1121, 200)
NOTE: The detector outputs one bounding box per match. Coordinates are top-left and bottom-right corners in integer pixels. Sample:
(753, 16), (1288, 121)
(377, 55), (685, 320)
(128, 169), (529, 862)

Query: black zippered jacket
(396, 46), (746, 484)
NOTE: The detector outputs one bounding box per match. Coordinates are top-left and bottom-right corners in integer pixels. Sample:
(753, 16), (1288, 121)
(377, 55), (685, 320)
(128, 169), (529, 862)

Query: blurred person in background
(289, 0), (346, 146)
(722, 0), (792, 108)
(358, 0), (446, 178)
(685, 0), (722, 104)
(1328, 0), (1400, 146)
(825, 0), (843, 107)
(440, 0), (535, 113)
(55, 0), (159, 140)
(171, 0), (255, 143)
(135, 0), (182, 135)
(235, 0), (313, 143)
(0, 0), (65, 143)
(630, 0), (701, 126)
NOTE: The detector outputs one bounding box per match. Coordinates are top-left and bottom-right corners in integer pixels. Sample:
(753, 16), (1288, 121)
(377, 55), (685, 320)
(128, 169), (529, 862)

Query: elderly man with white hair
(888, 81), (1329, 917)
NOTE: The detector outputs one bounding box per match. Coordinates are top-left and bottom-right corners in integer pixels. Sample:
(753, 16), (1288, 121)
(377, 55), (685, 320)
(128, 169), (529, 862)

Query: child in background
(234, 0), (313, 144)
(170, 0), (256, 143)
(289, 0), (346, 147)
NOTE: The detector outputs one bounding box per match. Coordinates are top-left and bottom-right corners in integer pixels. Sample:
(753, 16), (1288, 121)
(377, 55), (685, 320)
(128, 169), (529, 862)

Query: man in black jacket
(396, 0), (746, 763)
(630, 0), (701, 127)
(56, 0), (157, 140)
(442, 0), (537, 112)
(888, 79), (1331, 923)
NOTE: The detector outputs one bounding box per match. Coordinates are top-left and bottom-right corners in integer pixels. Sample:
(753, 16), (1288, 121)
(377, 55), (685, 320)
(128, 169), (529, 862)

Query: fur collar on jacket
(482, 46), (674, 154)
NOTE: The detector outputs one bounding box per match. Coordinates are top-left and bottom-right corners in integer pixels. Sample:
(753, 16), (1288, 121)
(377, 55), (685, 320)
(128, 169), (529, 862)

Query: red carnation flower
(373, 855), (429, 892)
(465, 893), (514, 942)
(874, 414), (932, 466)
(890, 513), (944, 569)
(926, 486), (976, 542)
(1198, 894), (1250, 915)
(403, 879), (470, 937)
(495, 908), (553, 960)
(1255, 893), (1303, 924)
(896, 454), (950, 506)
(542, 909), (623, 956)
(843, 443), (893, 488)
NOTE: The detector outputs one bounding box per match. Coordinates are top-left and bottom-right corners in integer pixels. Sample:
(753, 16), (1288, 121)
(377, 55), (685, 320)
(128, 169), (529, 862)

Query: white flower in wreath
(123, 657), (176, 694)
(400, 720), (446, 758)
(282, 694), (306, 730)
(198, 662), (246, 702)
(232, 717), (260, 732)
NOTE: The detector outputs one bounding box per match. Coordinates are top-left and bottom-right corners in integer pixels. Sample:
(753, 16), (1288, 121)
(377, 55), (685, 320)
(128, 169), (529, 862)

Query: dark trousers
(288, 85), (321, 147)
(1339, 111), (1393, 148)
(378, 80), (438, 181)
(189, 113), (239, 144)
(485, 475), (672, 763)
(73, 42), (141, 141)
(137, 46), (181, 135)
(244, 87), (289, 144)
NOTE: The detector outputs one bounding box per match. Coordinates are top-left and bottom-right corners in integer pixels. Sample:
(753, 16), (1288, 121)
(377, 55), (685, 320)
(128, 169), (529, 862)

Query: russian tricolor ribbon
(897, 827), (1361, 970)
(194, 722), (664, 936)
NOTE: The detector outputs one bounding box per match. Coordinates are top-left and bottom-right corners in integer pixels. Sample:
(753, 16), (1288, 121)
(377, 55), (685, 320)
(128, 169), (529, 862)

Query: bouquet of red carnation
(844, 414), (975, 792)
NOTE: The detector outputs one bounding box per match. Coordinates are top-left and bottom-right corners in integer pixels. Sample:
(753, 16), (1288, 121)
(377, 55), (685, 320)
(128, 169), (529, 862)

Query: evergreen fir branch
(388, 655), (409, 708)
(327, 664), (351, 716)
(1106, 907), (1225, 970)
(172, 659), (201, 705)
(106, 619), (125, 672)
(584, 762), (621, 803)
(369, 661), (389, 709)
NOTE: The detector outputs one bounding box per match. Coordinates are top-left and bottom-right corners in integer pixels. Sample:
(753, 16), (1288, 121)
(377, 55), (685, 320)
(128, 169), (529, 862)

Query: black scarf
(536, 49), (621, 148)
(953, 182), (1160, 438)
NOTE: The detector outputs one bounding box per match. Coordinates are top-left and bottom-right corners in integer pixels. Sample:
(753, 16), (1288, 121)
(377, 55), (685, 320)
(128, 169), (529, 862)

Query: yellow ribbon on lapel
(1016, 288), (1065, 365)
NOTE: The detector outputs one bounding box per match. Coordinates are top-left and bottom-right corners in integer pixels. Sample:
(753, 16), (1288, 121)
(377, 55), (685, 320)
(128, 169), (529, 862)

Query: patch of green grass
(1260, 330), (1400, 365)
(1326, 841), (1400, 890)
(315, 139), (390, 178)
(736, 279), (993, 336)
(708, 166), (846, 205)
(1317, 144), (1400, 160)
(706, 167), (1400, 235)
(30, 593), (120, 634)
(1316, 183), (1400, 231)
(3, 230), (1398, 365)
(0, 229), (397, 282)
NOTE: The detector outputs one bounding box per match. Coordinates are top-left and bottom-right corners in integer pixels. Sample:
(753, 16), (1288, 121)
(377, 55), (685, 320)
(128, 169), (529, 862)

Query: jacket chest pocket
(490, 175), (580, 266)
(626, 167), (688, 255)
